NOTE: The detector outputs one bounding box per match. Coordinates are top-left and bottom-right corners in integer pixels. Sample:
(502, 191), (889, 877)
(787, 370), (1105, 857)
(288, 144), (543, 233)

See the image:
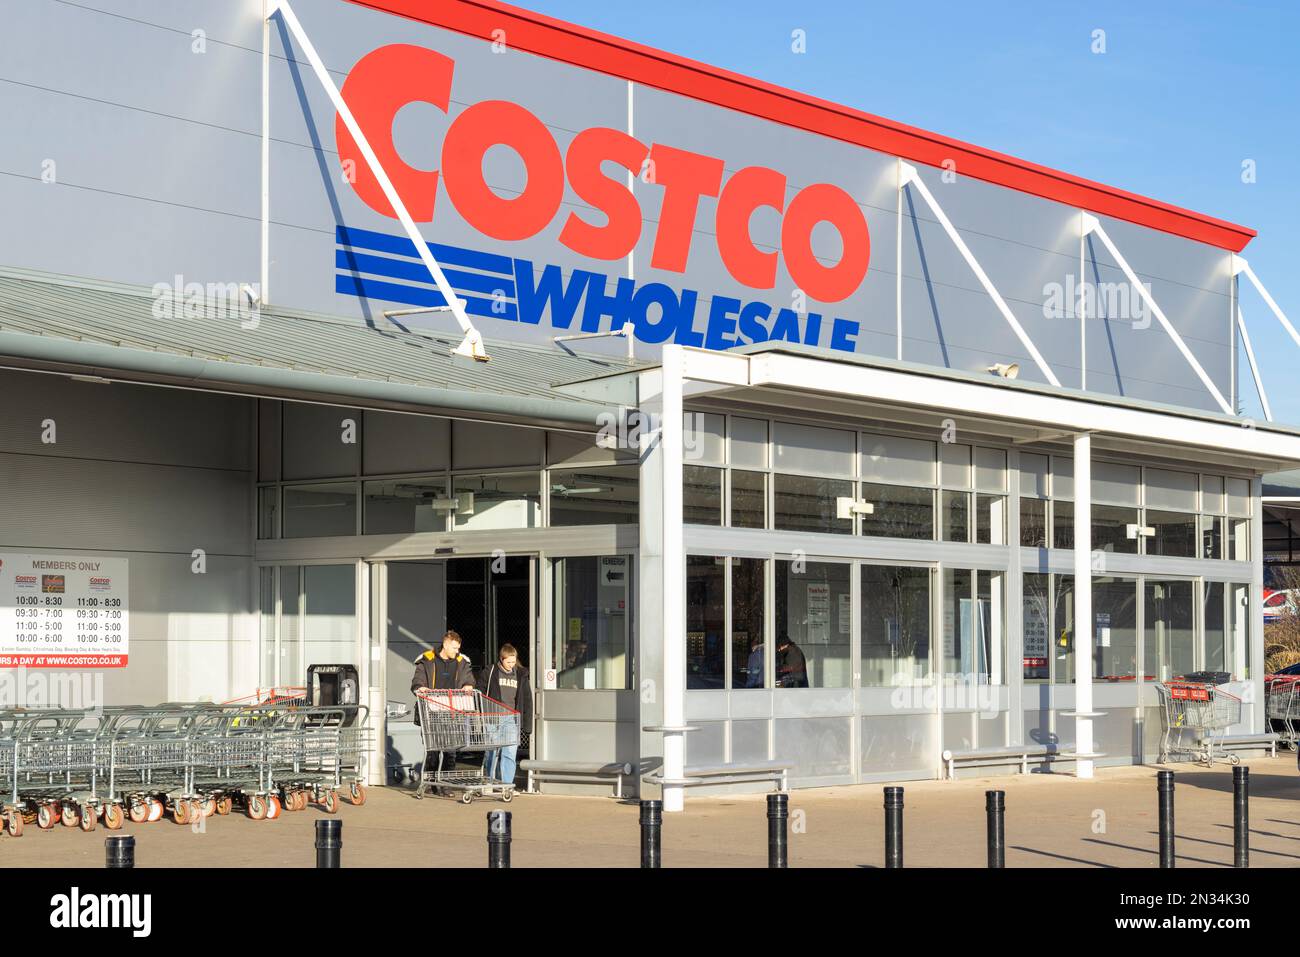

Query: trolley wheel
(1229, 753), (1242, 766)
(191, 799), (207, 819)
(103, 804), (123, 830)
(79, 809), (97, 833)
(61, 804), (81, 828)
(459, 791), (474, 805)
(145, 799), (164, 823)
(216, 796), (232, 817)
(266, 795), (282, 820)
(348, 783), (367, 806)
(322, 790), (339, 814)
(127, 802), (148, 824)
(246, 795), (267, 820)
(36, 804), (56, 830)
(297, 790), (310, 811)
(172, 801), (191, 826)
(501, 790), (513, 804)
(6, 812), (22, 838)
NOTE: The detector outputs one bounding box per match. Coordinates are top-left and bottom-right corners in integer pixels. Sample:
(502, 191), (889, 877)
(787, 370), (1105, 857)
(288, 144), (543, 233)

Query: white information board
(0, 553), (129, 667)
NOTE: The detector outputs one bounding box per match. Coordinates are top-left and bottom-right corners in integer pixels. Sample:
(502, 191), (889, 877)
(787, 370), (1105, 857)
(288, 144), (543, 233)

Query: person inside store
(745, 636), (765, 687)
(774, 632), (808, 688)
(478, 643), (532, 785)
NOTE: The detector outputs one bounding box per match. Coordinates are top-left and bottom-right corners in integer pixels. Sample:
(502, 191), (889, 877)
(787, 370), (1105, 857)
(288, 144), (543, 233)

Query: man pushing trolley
(411, 630), (518, 803)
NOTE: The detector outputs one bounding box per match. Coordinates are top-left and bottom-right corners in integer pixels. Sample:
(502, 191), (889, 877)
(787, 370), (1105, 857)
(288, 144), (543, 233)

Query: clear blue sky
(526, 0), (1300, 424)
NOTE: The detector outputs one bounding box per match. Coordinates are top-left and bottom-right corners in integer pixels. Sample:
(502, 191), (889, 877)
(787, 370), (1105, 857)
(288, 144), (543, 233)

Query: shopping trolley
(1265, 675), (1300, 751)
(1156, 680), (1242, 766)
(414, 689), (518, 803)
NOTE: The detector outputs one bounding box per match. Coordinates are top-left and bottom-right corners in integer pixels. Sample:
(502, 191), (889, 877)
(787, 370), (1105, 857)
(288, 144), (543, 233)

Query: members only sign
(0, 554), (129, 667)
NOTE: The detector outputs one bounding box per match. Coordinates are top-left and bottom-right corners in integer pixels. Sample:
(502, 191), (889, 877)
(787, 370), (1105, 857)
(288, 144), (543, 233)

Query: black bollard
(639, 799), (662, 869)
(487, 810), (511, 869)
(315, 818), (342, 869)
(767, 792), (788, 869)
(883, 786), (904, 869)
(104, 834), (135, 869)
(1233, 765), (1249, 869)
(985, 790), (1005, 869)
(1157, 770), (1175, 869)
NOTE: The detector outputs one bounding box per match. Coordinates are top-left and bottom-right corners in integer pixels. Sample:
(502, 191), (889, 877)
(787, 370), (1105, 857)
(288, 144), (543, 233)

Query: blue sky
(525, 0), (1300, 424)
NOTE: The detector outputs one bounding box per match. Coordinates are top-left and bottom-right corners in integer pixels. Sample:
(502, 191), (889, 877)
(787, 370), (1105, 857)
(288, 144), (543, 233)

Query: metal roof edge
(0, 329), (615, 430)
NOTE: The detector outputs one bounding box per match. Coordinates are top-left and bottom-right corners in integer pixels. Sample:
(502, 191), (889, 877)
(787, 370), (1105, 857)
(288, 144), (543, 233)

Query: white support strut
(1084, 219), (1231, 414)
(898, 163), (1060, 387)
(268, 0), (489, 361)
(1233, 255), (1300, 349)
(1236, 307), (1273, 422)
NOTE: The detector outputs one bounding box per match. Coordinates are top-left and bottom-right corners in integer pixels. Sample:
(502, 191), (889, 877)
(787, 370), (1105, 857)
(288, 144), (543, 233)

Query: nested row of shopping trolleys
(0, 688), (370, 836)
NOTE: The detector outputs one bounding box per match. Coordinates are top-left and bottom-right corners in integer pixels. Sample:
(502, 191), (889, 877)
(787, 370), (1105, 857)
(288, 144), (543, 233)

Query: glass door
(1143, 579), (1196, 682)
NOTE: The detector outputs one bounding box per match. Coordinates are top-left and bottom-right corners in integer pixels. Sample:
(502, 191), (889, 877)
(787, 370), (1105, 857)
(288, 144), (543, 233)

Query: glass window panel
(553, 556), (631, 690)
(548, 466), (639, 526)
(259, 566), (276, 685)
(278, 566), (302, 685)
(1145, 468), (1198, 512)
(939, 443), (971, 489)
(940, 490), (969, 543)
(1052, 457), (1074, 500)
(1146, 509), (1196, 558)
(1019, 453), (1049, 498)
(940, 569), (1004, 684)
(729, 417), (768, 469)
(363, 478), (448, 535)
(303, 564), (357, 668)
(1093, 461), (1140, 506)
(775, 560), (851, 688)
(1020, 498), (1047, 548)
(774, 474), (853, 534)
(452, 421), (543, 470)
(1144, 580), (1195, 682)
(1232, 584), (1249, 679)
(283, 483), (358, 538)
(1201, 475), (1225, 514)
(683, 412), (725, 466)
(861, 434), (937, 485)
(1053, 500), (1075, 550)
(1092, 577), (1138, 680)
(1022, 573), (1051, 683)
(683, 465), (722, 526)
(1053, 575), (1076, 684)
(686, 556), (725, 690)
(1202, 515), (1224, 559)
(362, 410), (448, 475)
(732, 558), (766, 689)
(730, 470), (766, 528)
(258, 400), (281, 483)
(452, 472), (541, 530)
(975, 448), (1008, 492)
(1226, 477), (1251, 516)
(1228, 518), (1250, 561)
(1203, 582), (1231, 677)
(772, 421), (854, 475)
(1093, 504), (1139, 553)
(282, 404), (361, 480)
(860, 483), (934, 540)
(861, 564), (930, 686)
(975, 494), (1006, 545)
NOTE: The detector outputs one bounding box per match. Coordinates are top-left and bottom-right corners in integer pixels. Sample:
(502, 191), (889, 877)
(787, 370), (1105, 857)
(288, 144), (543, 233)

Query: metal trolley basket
(414, 689), (518, 804)
(1265, 676), (1300, 751)
(1155, 680), (1242, 766)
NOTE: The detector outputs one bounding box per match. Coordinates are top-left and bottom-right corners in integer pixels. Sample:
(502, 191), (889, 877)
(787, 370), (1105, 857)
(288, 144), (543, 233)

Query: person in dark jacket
(411, 630), (476, 781)
(477, 643), (531, 784)
(774, 633), (809, 688)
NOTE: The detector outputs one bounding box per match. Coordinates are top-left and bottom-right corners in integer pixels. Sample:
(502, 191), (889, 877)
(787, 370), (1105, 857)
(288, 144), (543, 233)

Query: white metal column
(1072, 432), (1096, 779)
(659, 346), (686, 811)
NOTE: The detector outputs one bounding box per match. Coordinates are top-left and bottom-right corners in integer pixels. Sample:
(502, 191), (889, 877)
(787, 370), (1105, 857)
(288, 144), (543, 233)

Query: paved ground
(4, 756), (1299, 867)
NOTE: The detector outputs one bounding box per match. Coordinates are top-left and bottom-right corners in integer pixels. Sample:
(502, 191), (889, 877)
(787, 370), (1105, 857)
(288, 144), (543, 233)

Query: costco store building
(3, 0), (1300, 808)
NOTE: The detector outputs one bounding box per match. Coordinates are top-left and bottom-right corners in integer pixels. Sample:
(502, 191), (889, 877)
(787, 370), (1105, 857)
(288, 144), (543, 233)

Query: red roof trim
(345, 0), (1256, 252)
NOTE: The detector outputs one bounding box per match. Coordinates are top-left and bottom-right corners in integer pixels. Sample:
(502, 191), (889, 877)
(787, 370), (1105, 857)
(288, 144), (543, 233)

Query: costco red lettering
(335, 43), (872, 303)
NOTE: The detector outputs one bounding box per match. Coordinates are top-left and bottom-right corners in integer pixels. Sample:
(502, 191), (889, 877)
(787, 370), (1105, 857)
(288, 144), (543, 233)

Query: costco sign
(334, 43), (870, 351)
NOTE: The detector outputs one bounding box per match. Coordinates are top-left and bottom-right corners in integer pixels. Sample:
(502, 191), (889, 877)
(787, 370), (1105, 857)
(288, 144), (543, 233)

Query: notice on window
(1023, 598), (1048, 666)
(807, 583), (830, 643)
(0, 554), (129, 667)
(1095, 612), (1111, 649)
